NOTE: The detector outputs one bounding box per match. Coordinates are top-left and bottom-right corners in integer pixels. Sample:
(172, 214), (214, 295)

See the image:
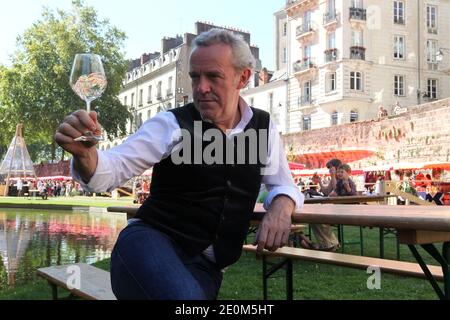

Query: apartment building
(100, 22), (261, 150)
(283, 0), (450, 133)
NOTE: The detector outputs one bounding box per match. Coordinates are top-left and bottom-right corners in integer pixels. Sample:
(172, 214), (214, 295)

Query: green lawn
(0, 225), (443, 300)
(0, 196), (136, 208)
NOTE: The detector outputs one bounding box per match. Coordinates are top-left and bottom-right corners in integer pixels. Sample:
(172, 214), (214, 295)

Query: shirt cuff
(263, 186), (304, 212)
(70, 151), (113, 193)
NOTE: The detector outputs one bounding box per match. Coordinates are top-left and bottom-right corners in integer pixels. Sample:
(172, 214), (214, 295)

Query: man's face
(189, 44), (248, 124)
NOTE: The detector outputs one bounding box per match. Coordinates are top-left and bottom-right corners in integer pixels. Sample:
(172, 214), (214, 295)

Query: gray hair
(191, 28), (256, 71)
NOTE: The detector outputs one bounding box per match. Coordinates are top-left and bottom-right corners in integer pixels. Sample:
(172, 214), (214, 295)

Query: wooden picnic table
(303, 194), (393, 204)
(108, 202), (450, 299)
(253, 203), (450, 300)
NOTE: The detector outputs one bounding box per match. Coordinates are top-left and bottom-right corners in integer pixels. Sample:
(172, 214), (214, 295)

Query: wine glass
(69, 53), (107, 142)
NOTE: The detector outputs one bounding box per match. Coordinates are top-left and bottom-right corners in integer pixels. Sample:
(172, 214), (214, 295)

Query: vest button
(226, 180), (232, 187)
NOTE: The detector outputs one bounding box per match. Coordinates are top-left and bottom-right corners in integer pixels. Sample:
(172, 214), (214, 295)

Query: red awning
(294, 150), (374, 169)
(288, 162), (306, 170)
(422, 162), (450, 170)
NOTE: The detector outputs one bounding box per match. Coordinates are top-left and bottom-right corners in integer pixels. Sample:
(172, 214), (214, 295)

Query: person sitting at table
(303, 173), (324, 198)
(329, 164), (357, 197)
(299, 159), (341, 252)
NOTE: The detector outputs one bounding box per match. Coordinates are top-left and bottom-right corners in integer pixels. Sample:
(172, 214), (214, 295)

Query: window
(147, 86), (152, 103)
(327, 32), (336, 49)
(350, 72), (362, 90)
(351, 29), (363, 46)
(326, 72), (337, 92)
(427, 39), (438, 63)
(328, 0), (336, 13)
(350, 110), (359, 122)
(147, 110), (151, 120)
(139, 89), (143, 106)
(137, 113), (143, 128)
(168, 77), (173, 95)
(124, 96), (127, 106)
(303, 115), (311, 131)
(131, 93), (135, 107)
(283, 47), (287, 63)
(427, 79), (437, 100)
(303, 11), (311, 28)
(393, 1), (405, 24)
(394, 75), (405, 96)
(157, 81), (162, 99)
(331, 111), (338, 126)
(351, 0), (362, 8)
(250, 97), (254, 106)
(427, 6), (437, 34)
(394, 36), (405, 59)
(268, 93), (274, 114)
(303, 81), (311, 103)
(283, 22), (287, 36)
(303, 45), (311, 59)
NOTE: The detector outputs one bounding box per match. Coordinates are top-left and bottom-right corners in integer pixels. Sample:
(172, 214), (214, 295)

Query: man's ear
(236, 68), (252, 89)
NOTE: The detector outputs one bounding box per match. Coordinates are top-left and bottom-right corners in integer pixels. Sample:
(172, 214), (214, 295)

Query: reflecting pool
(0, 208), (127, 292)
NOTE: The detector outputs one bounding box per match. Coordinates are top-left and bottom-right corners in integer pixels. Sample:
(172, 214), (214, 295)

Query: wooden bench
(242, 244), (444, 300)
(37, 263), (116, 300)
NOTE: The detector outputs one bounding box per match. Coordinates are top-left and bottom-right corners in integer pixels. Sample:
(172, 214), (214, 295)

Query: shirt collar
(225, 97), (253, 136)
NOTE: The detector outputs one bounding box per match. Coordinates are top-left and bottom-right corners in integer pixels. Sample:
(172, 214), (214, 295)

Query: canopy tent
(422, 162), (450, 170)
(0, 124), (36, 196)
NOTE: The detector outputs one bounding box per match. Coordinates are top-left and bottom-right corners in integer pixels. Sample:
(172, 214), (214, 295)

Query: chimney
(141, 53), (150, 65)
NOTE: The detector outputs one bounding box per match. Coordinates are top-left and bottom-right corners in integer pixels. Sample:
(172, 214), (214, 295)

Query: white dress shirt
(72, 98), (303, 210)
(71, 99), (304, 261)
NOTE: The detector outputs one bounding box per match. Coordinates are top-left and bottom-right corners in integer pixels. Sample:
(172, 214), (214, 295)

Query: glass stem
(86, 100), (91, 113)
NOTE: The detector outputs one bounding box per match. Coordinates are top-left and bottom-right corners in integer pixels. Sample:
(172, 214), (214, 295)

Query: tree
(0, 0), (130, 161)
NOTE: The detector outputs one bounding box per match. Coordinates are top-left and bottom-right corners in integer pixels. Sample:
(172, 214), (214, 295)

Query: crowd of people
(12, 178), (83, 198)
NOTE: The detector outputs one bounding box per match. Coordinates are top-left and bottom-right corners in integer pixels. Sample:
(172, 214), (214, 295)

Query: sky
(0, 0), (283, 70)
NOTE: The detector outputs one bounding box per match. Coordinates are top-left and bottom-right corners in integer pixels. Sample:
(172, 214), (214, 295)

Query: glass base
(74, 131), (104, 142)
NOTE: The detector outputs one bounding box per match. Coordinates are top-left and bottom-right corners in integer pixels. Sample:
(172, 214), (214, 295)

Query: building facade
(283, 0), (450, 133)
(100, 22), (261, 150)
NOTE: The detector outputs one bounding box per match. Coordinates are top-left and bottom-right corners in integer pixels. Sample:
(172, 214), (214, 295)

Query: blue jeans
(110, 221), (223, 300)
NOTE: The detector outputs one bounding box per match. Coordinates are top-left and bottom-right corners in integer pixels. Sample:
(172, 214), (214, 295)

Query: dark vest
(135, 103), (270, 268)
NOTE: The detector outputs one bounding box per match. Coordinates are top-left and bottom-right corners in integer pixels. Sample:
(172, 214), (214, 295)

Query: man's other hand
(253, 195), (295, 254)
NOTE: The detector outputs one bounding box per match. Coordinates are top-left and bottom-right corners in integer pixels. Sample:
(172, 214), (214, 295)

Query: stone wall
(283, 98), (450, 169)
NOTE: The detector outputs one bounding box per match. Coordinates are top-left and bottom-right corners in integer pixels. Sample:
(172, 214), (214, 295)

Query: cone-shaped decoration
(0, 124), (35, 177)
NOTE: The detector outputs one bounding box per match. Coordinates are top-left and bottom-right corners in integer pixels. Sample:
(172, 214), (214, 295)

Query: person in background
(299, 159), (341, 252)
(329, 164), (357, 197)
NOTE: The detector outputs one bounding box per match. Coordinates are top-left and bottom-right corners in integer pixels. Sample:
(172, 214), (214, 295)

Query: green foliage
(0, 0), (130, 161)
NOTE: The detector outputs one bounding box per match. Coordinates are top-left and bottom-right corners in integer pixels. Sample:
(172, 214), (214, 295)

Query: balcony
(296, 22), (317, 42)
(324, 48), (338, 63)
(394, 16), (405, 25)
(286, 0), (318, 17)
(300, 95), (314, 106)
(293, 58), (316, 75)
(428, 27), (438, 34)
(323, 11), (339, 27)
(166, 89), (173, 98)
(349, 7), (366, 21)
(350, 46), (366, 60)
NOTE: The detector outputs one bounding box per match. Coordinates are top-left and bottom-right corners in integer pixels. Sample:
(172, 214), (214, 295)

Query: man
(16, 179), (23, 197)
(55, 28), (303, 300)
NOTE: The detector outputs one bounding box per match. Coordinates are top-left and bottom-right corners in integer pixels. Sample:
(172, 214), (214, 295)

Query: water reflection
(0, 209), (127, 291)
